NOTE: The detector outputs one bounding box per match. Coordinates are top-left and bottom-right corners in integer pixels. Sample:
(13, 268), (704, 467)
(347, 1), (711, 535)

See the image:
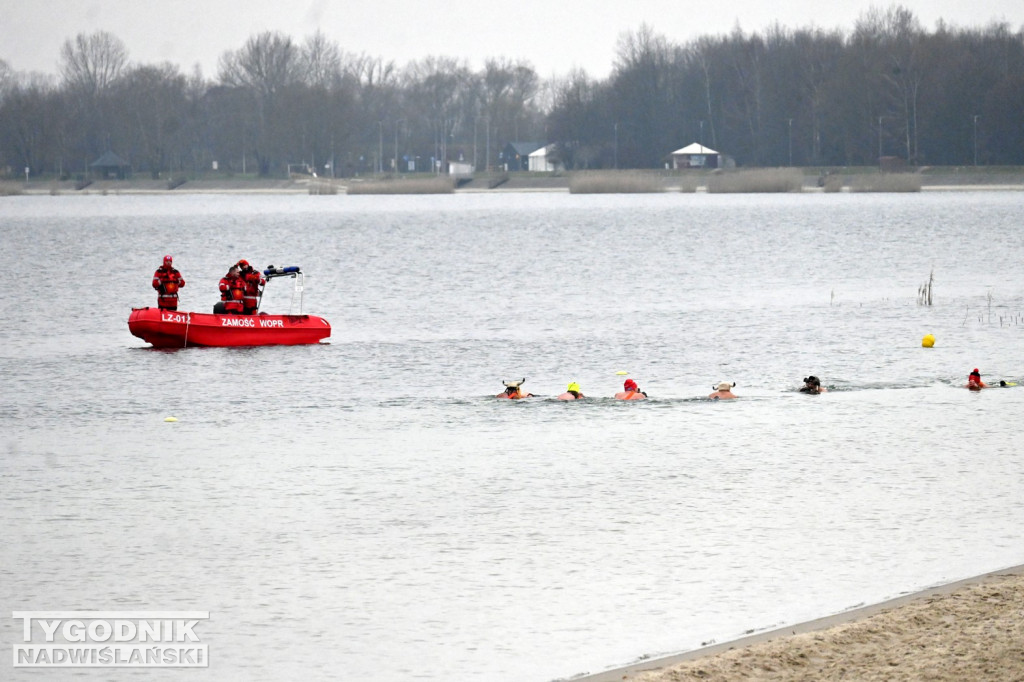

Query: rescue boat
(128, 266), (331, 348)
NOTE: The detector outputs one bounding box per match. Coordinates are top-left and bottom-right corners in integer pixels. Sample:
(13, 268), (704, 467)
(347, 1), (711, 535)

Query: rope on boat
(184, 313), (191, 348)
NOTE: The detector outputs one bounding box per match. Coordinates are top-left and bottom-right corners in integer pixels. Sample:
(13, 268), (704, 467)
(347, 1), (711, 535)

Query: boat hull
(128, 307), (331, 348)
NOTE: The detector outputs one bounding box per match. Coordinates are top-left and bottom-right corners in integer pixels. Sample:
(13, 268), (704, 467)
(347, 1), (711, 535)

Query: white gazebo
(671, 143), (722, 169)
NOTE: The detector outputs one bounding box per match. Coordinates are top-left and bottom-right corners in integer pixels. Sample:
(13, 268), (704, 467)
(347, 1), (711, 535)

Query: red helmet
(163, 255), (173, 266)
(237, 259), (249, 268)
(624, 379), (638, 391)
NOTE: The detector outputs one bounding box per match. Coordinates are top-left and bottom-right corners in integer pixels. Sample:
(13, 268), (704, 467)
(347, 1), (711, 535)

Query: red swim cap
(624, 379), (638, 391)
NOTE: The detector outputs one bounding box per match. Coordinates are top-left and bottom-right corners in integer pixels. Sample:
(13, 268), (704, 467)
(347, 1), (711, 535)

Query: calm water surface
(2, 191), (1023, 680)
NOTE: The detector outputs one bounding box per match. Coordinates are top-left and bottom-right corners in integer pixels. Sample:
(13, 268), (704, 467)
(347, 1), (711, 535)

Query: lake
(2, 190), (1023, 680)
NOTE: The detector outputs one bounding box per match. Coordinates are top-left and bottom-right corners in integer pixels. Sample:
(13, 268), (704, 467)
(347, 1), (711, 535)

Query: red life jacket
(219, 275), (244, 313)
(241, 270), (264, 313)
(153, 266), (184, 309)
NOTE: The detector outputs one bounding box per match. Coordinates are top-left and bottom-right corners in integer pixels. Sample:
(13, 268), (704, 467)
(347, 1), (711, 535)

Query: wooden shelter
(90, 151), (131, 179)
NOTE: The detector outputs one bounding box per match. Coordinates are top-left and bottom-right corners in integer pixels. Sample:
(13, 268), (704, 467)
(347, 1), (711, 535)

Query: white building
(448, 161), (474, 176)
(528, 145), (564, 172)
(671, 143), (724, 169)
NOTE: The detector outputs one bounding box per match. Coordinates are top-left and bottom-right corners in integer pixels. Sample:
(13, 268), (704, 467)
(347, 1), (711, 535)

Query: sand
(578, 566), (1024, 682)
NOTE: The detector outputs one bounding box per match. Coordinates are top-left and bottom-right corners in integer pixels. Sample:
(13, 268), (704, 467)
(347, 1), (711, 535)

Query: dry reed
(346, 177), (455, 194)
(675, 175), (702, 193)
(568, 171), (666, 194)
(822, 174), (844, 192)
(849, 173), (922, 192)
(706, 168), (804, 193)
(918, 267), (934, 305)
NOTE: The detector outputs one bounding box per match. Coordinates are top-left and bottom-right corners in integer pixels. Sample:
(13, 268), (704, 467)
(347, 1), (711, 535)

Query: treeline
(1, 6), (1023, 178)
(551, 7), (1024, 169)
(0, 31), (544, 179)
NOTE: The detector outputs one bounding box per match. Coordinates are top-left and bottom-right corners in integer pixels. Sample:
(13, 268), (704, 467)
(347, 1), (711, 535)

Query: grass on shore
(706, 168), (804, 193)
(849, 173), (923, 192)
(346, 177), (455, 195)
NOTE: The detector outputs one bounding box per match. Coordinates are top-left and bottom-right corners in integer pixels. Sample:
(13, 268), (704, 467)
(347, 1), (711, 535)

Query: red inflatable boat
(128, 308), (330, 348)
(129, 265), (331, 348)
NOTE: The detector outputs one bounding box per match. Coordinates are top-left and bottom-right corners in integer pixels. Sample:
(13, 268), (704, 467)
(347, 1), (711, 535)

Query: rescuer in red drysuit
(219, 264), (245, 314)
(237, 259), (266, 315)
(152, 255), (185, 310)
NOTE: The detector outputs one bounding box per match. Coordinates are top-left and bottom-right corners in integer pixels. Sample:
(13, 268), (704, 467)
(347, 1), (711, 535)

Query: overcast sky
(2, 0), (1022, 80)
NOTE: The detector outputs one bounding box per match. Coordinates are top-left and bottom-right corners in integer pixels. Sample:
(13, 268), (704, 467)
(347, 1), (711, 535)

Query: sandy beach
(577, 565), (1024, 682)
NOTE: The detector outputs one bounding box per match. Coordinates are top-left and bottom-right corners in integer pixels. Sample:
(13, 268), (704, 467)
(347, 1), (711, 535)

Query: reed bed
(346, 177), (455, 195)
(706, 168), (804, 193)
(675, 175), (703, 193)
(822, 174), (844, 193)
(0, 182), (23, 196)
(849, 173), (922, 192)
(568, 171), (666, 194)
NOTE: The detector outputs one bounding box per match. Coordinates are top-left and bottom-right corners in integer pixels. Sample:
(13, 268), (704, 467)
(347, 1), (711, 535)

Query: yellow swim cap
(567, 382), (580, 392)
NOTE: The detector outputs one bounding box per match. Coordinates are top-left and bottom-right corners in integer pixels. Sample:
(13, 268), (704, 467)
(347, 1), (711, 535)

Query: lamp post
(614, 122), (618, 169)
(877, 116), (886, 164)
(394, 119), (405, 174)
(377, 120), (383, 174)
(787, 118), (793, 167)
(973, 114), (980, 166)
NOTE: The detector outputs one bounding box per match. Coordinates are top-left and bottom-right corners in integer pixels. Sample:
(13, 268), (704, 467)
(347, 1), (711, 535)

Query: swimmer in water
(708, 382), (737, 400)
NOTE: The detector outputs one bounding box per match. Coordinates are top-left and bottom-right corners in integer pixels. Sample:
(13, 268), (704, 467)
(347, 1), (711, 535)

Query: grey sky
(2, 0), (1022, 80)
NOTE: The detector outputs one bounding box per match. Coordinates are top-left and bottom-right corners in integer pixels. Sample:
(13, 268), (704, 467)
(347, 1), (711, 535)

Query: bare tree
(301, 31), (342, 88)
(218, 32), (302, 175)
(479, 57), (540, 166)
(219, 31), (299, 96)
(59, 31), (128, 94)
(115, 63), (189, 178)
(403, 56), (476, 172)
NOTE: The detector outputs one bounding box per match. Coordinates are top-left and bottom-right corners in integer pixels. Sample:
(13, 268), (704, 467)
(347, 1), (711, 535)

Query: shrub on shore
(569, 171), (666, 194)
(706, 168), (804, 193)
(0, 182), (23, 196)
(849, 173), (922, 192)
(346, 177), (455, 195)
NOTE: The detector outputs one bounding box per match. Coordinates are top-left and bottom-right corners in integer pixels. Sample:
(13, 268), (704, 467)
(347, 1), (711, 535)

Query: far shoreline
(4, 167), (1024, 196)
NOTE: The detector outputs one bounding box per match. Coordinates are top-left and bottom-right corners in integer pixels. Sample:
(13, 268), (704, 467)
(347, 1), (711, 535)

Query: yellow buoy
(922, 334), (935, 348)
(164, 416), (178, 422)
(616, 370), (629, 375)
